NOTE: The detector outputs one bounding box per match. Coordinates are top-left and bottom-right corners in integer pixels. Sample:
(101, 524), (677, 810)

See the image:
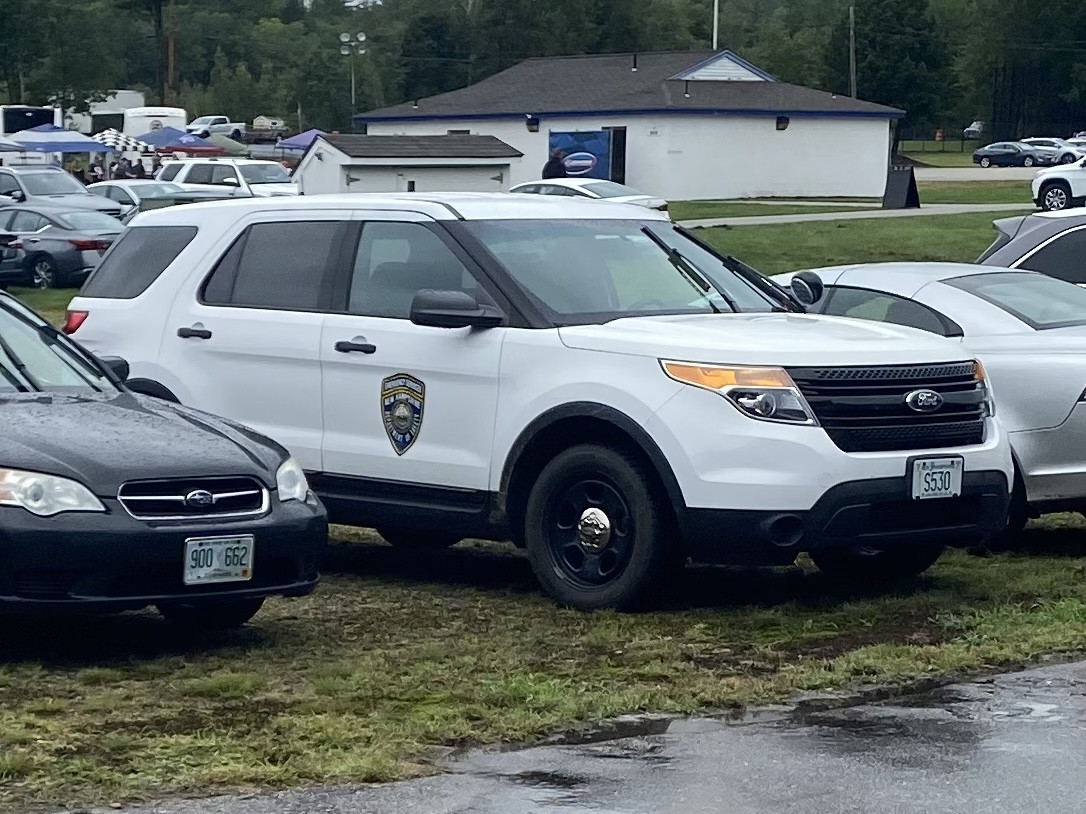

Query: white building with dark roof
(355, 50), (904, 201)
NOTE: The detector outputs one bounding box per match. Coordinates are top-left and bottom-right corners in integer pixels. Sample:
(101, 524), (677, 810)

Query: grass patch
(697, 211), (1026, 276)
(900, 139), (969, 155)
(903, 152), (976, 168)
(4, 523), (1086, 811)
(10, 286), (73, 327)
(918, 180), (1033, 205)
(670, 201), (864, 221)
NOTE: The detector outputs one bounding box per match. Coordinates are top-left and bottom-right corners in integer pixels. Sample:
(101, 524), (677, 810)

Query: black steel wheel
(524, 444), (673, 610)
(158, 597), (265, 629)
(810, 544), (944, 584)
(377, 527), (461, 549)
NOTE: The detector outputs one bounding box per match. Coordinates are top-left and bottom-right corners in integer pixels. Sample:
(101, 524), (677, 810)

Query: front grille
(788, 362), (986, 453)
(118, 476), (268, 520)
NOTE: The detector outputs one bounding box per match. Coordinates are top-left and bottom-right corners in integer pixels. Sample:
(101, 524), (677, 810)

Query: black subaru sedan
(0, 292), (326, 628)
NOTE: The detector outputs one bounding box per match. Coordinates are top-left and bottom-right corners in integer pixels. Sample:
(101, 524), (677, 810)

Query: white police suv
(65, 194), (1013, 610)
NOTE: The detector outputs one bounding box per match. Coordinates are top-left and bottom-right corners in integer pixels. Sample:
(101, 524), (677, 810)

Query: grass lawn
(918, 180), (1033, 205)
(10, 286), (73, 327)
(669, 201), (865, 221)
(4, 528), (1086, 811)
(697, 211), (1027, 276)
(903, 152), (976, 168)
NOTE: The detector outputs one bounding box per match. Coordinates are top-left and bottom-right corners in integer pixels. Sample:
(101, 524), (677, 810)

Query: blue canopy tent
(278, 128), (325, 152)
(136, 126), (224, 154)
(10, 124), (113, 153)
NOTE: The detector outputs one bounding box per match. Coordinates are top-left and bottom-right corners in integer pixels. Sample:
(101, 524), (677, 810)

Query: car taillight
(69, 239), (111, 251)
(62, 310), (88, 335)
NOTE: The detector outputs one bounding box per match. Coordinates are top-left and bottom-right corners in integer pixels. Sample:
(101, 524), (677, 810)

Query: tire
(230, 130), (242, 141)
(377, 527), (461, 549)
(811, 544), (944, 584)
(157, 597), (265, 630)
(1060, 153), (1077, 164)
(1024, 156), (1035, 167)
(980, 157), (991, 168)
(997, 470), (1030, 545)
(1040, 182), (1072, 212)
(523, 443), (673, 611)
(29, 254), (58, 289)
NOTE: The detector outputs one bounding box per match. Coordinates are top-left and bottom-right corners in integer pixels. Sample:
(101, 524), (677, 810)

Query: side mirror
(790, 271), (825, 307)
(97, 355), (130, 382)
(221, 177), (240, 187)
(410, 290), (503, 329)
(9, 190), (24, 202)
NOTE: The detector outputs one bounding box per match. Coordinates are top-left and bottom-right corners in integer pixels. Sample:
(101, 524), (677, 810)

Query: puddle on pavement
(509, 770), (590, 789)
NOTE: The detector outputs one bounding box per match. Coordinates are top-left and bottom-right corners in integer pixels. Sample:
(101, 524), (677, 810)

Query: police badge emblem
(381, 374), (425, 455)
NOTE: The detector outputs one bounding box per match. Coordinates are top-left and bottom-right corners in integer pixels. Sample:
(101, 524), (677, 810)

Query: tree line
(1, 0), (1084, 140)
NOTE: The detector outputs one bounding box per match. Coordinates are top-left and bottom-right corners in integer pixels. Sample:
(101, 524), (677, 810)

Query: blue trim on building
(669, 50), (778, 82)
(354, 107), (904, 126)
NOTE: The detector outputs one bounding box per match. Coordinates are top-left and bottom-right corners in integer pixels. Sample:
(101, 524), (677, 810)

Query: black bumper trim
(681, 470), (1009, 566)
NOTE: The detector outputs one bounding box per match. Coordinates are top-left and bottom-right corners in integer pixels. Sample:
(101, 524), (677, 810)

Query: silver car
(1021, 138), (1086, 166)
(777, 262), (1086, 533)
(978, 211), (1086, 285)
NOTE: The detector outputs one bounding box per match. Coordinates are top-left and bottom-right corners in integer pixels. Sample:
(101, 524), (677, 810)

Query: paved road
(680, 202), (1031, 229)
(100, 660), (1086, 814)
(913, 167), (1038, 182)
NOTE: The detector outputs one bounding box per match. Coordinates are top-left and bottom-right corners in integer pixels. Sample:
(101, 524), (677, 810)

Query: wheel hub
(577, 507), (612, 551)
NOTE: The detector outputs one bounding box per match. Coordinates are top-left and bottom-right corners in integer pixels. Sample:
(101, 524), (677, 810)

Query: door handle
(177, 326), (212, 340)
(334, 339), (377, 354)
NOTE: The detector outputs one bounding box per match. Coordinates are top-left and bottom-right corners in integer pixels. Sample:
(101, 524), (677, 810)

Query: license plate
(183, 535), (254, 585)
(911, 457), (963, 500)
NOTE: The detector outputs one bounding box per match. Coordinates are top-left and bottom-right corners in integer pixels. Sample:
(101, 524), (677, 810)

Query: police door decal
(381, 374), (425, 455)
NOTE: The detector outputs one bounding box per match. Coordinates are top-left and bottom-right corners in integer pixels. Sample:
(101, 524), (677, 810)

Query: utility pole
(712, 0), (720, 50)
(848, 4), (857, 99)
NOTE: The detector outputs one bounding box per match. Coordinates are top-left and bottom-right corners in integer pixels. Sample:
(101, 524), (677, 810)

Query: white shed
(293, 134), (523, 196)
(355, 51), (904, 201)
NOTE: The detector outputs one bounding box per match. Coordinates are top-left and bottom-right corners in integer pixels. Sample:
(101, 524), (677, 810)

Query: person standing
(542, 150), (567, 179)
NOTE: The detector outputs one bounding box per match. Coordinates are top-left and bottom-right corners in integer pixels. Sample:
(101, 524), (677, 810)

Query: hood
(558, 313), (975, 367)
(0, 392), (286, 495)
(1034, 163), (1074, 180)
(249, 183), (299, 196)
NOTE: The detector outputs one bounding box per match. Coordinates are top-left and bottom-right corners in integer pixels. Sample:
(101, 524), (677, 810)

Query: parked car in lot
(509, 179), (668, 211)
(0, 291), (326, 625)
(0, 166), (123, 217)
(66, 193), (1012, 610)
(778, 263), (1086, 534)
(158, 158), (298, 197)
(978, 211), (1086, 282)
(973, 142), (1046, 168)
(1029, 159), (1086, 211)
(964, 120), (984, 140)
(87, 180), (189, 215)
(1021, 138), (1085, 166)
(0, 203), (121, 288)
(185, 115), (246, 140)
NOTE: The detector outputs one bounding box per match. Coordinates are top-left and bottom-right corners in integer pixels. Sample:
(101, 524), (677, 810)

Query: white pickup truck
(186, 115), (245, 140)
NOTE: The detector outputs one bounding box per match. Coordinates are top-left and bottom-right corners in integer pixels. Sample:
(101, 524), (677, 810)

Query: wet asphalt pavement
(95, 659), (1086, 814)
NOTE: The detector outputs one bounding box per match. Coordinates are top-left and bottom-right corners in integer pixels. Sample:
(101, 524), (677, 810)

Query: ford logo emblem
(905, 389), (944, 413)
(184, 489), (215, 508)
(563, 151), (598, 176)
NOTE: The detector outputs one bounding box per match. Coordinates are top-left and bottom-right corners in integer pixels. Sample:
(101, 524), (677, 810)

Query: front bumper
(0, 494), (327, 611)
(682, 470), (1009, 566)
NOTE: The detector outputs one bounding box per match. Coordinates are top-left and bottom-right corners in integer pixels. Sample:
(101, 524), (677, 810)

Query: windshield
(945, 272), (1086, 330)
(239, 164), (290, 184)
(133, 182), (183, 198)
(463, 219), (776, 323)
(20, 172), (88, 196)
(58, 211), (122, 232)
(582, 181), (643, 198)
(190, 116), (214, 125)
(0, 297), (116, 394)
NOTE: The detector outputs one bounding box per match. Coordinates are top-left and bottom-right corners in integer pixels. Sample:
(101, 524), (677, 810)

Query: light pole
(339, 32), (367, 112)
(712, 0), (719, 50)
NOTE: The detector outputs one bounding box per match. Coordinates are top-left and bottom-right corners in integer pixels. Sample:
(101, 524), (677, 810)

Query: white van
(123, 107), (188, 138)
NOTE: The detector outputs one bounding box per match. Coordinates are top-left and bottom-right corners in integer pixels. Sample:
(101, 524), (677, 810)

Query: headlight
(974, 360), (994, 416)
(662, 361), (817, 424)
(0, 468), (104, 516)
(276, 457), (310, 502)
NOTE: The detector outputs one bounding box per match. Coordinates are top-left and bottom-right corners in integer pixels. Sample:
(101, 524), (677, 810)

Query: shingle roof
(321, 134), (523, 158)
(357, 51), (904, 122)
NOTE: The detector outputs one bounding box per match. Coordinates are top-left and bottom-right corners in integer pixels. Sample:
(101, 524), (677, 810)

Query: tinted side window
(823, 286), (952, 336)
(203, 221), (339, 310)
(158, 164), (181, 182)
(348, 221), (474, 318)
(10, 212), (47, 231)
(0, 174), (19, 195)
(210, 165), (238, 185)
(81, 226), (198, 299)
(1016, 228), (1086, 284)
(185, 164), (214, 184)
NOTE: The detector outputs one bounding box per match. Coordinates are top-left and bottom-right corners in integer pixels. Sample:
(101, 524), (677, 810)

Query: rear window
(158, 164), (182, 182)
(80, 225), (197, 299)
(58, 211), (123, 232)
(944, 271), (1086, 330)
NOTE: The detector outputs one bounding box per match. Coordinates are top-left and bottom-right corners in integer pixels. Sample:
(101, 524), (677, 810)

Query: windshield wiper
(640, 227), (734, 313)
(0, 331), (41, 391)
(671, 225), (806, 313)
(0, 299), (104, 392)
